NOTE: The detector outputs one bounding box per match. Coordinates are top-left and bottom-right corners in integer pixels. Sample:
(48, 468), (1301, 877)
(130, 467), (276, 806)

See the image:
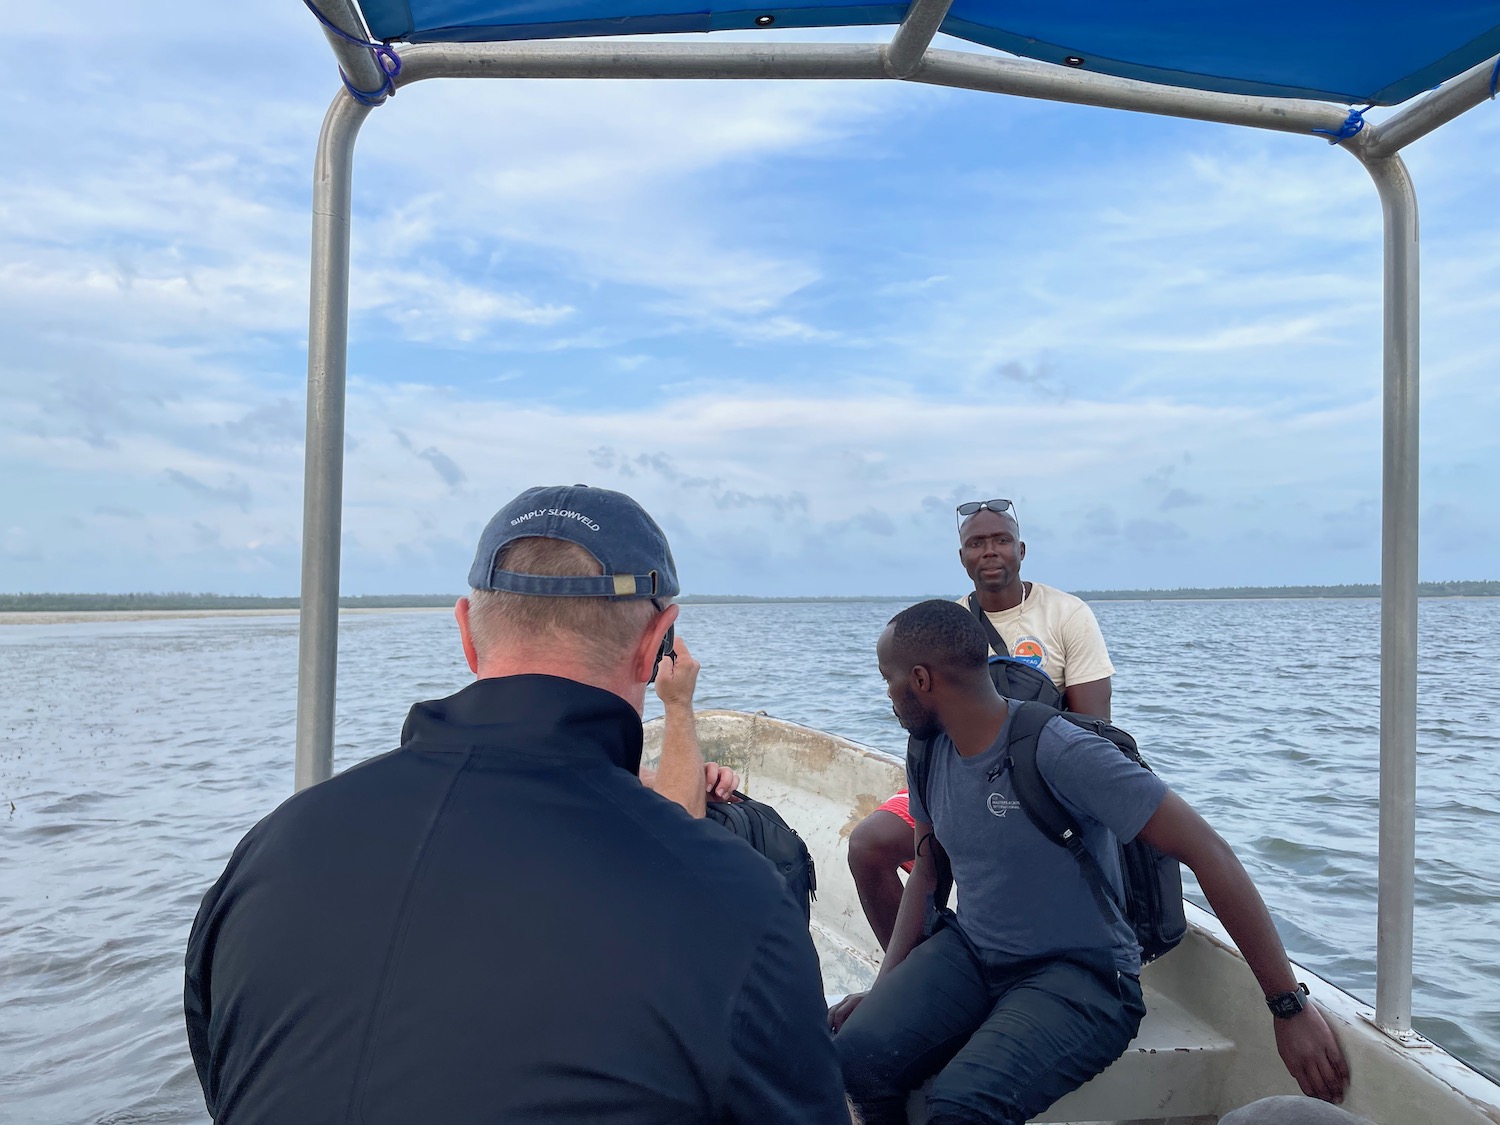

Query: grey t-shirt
(907, 707), (1168, 975)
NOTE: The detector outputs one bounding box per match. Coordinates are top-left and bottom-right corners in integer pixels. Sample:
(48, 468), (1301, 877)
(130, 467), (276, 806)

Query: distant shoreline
(0, 607), (451, 626)
(1075, 580), (1500, 601)
(1, 581), (1497, 619)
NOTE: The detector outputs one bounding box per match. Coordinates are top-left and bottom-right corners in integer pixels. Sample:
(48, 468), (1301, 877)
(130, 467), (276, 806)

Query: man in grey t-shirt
(828, 599), (1349, 1125)
(906, 698), (1163, 978)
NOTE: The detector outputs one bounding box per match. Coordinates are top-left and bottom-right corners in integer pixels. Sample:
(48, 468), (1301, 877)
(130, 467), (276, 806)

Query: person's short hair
(468, 537), (658, 667)
(887, 599), (988, 676)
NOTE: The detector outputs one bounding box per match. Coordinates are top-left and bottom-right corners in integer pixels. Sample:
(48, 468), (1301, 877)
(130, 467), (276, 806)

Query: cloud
(842, 510), (898, 537)
(715, 489), (810, 519)
(163, 470), (253, 513)
(993, 357), (1069, 400)
(1119, 315), (1329, 354)
(1316, 500), (1379, 552)
(352, 78), (895, 338)
(1080, 506), (1120, 538)
(588, 447), (720, 489)
(224, 399), (302, 448)
(1423, 502), (1496, 555)
(1142, 465), (1176, 489)
(1161, 488), (1205, 511)
(1123, 518), (1189, 551)
(922, 487), (982, 517)
(841, 450), (890, 481)
(418, 447), (467, 490)
(878, 275), (949, 297)
(371, 270), (574, 342)
(586, 446), (806, 516)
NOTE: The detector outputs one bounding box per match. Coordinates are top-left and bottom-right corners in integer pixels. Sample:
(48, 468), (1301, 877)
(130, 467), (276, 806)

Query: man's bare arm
(829, 821), (937, 1032)
(1137, 792), (1350, 1103)
(647, 635), (708, 817)
(1063, 676), (1111, 720)
(877, 821), (937, 979)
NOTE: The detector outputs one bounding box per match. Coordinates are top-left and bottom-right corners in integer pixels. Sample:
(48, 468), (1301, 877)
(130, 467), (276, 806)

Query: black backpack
(909, 700), (1186, 964)
(965, 593), (1065, 710)
(706, 793), (817, 923)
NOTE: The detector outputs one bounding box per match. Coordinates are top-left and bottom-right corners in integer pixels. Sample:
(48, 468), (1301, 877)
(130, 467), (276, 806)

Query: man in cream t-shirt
(847, 499), (1115, 949)
(953, 500), (1114, 716)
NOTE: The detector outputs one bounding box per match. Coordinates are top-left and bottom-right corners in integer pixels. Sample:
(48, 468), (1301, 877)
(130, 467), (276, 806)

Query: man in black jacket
(184, 484), (848, 1125)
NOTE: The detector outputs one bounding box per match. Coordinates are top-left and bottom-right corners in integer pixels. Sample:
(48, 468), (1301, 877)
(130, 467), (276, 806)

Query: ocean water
(1, 597), (1498, 1123)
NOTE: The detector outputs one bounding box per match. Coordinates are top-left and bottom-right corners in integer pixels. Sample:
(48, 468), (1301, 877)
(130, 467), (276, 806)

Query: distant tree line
(2, 582), (1497, 613)
(674, 595), (922, 604)
(1073, 580), (1500, 601)
(0, 593), (457, 612)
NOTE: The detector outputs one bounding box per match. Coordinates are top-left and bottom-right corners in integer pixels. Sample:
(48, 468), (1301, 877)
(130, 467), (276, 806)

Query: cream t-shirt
(956, 581), (1115, 691)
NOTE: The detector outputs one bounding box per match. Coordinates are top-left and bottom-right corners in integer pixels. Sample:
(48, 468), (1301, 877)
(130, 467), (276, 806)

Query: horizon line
(3, 580), (1499, 611)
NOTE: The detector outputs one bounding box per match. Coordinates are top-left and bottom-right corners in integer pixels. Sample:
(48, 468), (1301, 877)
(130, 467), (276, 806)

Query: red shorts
(876, 789), (916, 873)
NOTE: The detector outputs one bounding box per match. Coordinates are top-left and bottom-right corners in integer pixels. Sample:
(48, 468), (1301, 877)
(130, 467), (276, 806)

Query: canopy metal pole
(389, 43), (1365, 141)
(884, 0), (955, 79)
(1354, 151), (1421, 1038)
(1366, 55), (1500, 159)
(304, 0), (392, 103)
(295, 91), (374, 792)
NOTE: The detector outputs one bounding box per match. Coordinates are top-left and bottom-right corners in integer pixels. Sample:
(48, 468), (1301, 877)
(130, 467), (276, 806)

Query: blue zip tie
(1312, 103), (1370, 145)
(302, 0), (402, 106)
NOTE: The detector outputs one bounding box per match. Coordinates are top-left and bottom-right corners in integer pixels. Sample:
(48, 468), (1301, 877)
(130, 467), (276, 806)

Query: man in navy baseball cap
(186, 482), (850, 1125)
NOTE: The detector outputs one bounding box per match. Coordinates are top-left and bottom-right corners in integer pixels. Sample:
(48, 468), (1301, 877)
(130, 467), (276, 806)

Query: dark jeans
(836, 923), (1146, 1125)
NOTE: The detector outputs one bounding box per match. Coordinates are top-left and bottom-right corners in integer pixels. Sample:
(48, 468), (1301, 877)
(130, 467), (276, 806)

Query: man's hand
(1274, 1004), (1350, 1103)
(652, 634), (699, 709)
(704, 762), (740, 802)
(648, 634), (710, 817)
(827, 991), (867, 1033)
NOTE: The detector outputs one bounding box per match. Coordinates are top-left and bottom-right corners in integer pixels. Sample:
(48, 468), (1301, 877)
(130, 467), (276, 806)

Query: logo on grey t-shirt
(987, 792), (1021, 817)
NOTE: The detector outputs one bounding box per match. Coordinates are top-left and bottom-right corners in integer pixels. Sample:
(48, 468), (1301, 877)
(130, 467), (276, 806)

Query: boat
(288, 2), (1500, 1120)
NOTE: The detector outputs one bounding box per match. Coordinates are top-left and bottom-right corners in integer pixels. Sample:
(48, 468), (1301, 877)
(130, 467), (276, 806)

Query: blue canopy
(355, 0), (1500, 105)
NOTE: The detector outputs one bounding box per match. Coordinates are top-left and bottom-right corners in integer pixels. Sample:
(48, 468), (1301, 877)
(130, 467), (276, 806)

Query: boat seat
(904, 985), (1237, 1123)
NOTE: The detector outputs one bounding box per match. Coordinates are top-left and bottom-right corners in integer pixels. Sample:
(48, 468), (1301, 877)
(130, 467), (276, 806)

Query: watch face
(1268, 987), (1308, 1019)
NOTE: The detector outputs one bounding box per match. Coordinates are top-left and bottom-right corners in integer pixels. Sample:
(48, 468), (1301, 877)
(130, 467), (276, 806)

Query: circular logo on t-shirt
(987, 792), (1020, 818)
(1013, 637), (1045, 670)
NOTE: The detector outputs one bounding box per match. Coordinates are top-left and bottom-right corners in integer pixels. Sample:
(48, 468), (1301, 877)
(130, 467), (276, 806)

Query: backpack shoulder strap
(1005, 702), (1121, 920)
(906, 733), (953, 912)
(966, 592), (1010, 657)
(1004, 701), (1073, 842)
(907, 732), (932, 818)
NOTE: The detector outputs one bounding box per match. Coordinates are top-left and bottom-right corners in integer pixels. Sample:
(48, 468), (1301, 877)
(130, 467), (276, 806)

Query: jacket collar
(400, 675), (643, 774)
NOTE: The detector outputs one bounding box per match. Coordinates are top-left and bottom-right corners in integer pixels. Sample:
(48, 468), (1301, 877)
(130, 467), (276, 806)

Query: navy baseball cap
(468, 484), (680, 599)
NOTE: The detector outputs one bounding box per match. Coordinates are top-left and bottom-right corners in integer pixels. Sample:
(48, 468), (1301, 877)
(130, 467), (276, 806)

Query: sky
(2, 6), (1497, 598)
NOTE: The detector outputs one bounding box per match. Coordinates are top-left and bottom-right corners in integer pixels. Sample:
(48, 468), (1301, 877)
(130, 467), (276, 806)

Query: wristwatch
(1266, 982), (1310, 1019)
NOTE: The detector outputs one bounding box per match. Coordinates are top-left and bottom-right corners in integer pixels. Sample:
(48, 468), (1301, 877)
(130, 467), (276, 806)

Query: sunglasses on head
(956, 499), (1015, 525)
